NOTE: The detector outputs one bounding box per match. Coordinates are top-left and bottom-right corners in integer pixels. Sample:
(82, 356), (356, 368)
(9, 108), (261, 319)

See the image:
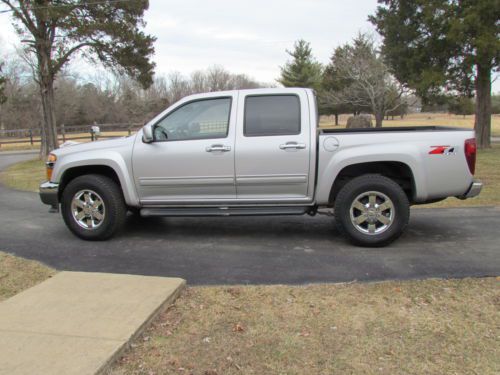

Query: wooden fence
(0, 123), (143, 148)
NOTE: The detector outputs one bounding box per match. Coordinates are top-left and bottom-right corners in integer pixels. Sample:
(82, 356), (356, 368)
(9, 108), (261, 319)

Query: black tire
(61, 174), (127, 241)
(334, 174), (410, 247)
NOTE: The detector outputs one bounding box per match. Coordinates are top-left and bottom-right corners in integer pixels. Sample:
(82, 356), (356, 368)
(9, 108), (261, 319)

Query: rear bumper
(39, 181), (59, 211)
(458, 179), (483, 200)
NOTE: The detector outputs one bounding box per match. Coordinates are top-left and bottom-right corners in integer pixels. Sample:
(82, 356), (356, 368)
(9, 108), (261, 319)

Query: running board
(140, 206), (308, 217)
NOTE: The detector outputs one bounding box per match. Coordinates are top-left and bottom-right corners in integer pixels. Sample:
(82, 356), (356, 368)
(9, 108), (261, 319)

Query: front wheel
(334, 174), (410, 247)
(61, 174), (127, 241)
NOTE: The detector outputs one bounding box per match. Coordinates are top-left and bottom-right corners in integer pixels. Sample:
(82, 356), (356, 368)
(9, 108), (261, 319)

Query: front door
(133, 94), (237, 204)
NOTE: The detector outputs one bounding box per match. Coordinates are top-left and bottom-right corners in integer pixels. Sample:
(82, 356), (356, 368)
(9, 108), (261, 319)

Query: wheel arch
(57, 161), (138, 207)
(328, 161), (416, 204)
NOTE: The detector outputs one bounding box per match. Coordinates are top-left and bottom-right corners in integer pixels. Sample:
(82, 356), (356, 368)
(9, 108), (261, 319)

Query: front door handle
(206, 144), (231, 152)
(279, 142), (306, 150)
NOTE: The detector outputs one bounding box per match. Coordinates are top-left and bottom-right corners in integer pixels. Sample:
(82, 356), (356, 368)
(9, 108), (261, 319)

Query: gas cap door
(323, 136), (340, 152)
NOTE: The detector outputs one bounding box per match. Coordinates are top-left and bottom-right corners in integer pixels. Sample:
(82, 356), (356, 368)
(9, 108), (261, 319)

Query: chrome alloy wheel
(71, 189), (106, 230)
(349, 191), (395, 235)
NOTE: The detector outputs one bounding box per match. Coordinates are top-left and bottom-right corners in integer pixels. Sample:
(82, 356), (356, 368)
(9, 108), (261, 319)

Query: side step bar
(141, 206), (309, 217)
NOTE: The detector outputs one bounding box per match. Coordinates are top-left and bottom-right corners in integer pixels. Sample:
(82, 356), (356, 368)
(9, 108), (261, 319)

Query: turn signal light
(46, 153), (57, 181)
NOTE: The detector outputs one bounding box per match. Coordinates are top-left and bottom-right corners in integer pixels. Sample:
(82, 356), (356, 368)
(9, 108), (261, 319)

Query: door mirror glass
(142, 124), (154, 143)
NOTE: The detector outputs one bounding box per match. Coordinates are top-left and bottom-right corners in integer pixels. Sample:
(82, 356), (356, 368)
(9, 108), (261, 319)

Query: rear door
(234, 89), (312, 202)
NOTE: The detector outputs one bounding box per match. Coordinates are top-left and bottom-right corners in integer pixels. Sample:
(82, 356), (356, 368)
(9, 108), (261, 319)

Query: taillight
(464, 138), (476, 175)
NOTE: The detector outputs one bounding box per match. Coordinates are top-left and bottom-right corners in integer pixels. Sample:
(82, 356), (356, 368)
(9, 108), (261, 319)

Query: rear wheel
(61, 174), (126, 241)
(334, 174), (409, 247)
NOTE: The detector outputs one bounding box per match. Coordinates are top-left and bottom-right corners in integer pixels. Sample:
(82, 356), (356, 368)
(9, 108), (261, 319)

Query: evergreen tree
(370, 0), (500, 147)
(492, 94), (500, 115)
(448, 97), (475, 117)
(278, 40), (323, 89)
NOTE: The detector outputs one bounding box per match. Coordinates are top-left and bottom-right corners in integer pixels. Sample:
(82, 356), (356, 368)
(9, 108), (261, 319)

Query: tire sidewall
(61, 175), (124, 240)
(335, 175), (409, 247)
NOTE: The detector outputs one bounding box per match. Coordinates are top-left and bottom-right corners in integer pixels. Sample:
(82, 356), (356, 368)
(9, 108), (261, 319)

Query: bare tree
(190, 66), (261, 93)
(205, 65), (232, 91)
(190, 70), (208, 93)
(323, 34), (408, 127)
(0, 63), (6, 105)
(229, 74), (261, 90)
(0, 61), (265, 132)
(0, 52), (40, 132)
(166, 72), (191, 103)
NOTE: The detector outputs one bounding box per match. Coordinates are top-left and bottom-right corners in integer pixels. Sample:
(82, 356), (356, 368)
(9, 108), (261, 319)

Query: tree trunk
(474, 63), (491, 148)
(334, 113), (339, 126)
(39, 79), (59, 155)
(37, 49), (59, 156)
(375, 113), (384, 128)
(39, 120), (47, 159)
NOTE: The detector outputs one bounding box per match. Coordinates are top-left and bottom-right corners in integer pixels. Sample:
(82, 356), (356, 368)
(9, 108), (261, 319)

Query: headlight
(46, 153), (57, 180)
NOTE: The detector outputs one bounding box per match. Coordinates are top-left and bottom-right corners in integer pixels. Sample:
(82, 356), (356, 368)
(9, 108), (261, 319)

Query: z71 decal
(429, 145), (457, 155)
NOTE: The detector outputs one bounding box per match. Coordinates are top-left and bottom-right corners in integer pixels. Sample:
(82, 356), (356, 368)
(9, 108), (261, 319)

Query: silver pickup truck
(40, 88), (482, 246)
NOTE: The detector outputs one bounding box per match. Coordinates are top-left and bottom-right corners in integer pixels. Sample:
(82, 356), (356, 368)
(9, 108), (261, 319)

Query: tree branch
(52, 42), (94, 74)
(1, 0), (38, 35)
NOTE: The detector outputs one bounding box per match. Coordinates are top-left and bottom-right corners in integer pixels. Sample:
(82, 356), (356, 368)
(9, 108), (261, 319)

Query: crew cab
(40, 88), (482, 246)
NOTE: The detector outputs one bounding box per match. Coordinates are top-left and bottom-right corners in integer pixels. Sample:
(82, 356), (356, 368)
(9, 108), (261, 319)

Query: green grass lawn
(3, 145), (499, 208)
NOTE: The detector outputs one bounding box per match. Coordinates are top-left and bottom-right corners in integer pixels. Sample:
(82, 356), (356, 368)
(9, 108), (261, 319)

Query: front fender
(51, 150), (139, 206)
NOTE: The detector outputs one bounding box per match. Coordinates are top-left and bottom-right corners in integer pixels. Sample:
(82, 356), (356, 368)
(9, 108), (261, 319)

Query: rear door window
(244, 95), (300, 136)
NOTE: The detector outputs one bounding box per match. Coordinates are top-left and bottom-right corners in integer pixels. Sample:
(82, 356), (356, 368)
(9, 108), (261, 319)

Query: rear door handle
(279, 142), (306, 150)
(206, 144), (231, 152)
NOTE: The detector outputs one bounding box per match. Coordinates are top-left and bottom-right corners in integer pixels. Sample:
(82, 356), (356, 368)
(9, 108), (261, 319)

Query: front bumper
(458, 179), (483, 200)
(40, 181), (59, 211)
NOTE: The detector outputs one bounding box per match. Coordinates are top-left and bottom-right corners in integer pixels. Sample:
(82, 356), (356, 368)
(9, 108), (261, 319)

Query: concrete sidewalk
(0, 272), (185, 375)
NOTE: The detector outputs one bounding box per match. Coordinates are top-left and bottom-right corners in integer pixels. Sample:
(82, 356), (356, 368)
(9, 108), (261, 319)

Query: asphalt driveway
(1, 152), (499, 285)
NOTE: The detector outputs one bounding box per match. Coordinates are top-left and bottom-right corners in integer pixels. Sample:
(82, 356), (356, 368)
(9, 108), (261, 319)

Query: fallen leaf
(167, 358), (179, 367)
(233, 323), (245, 332)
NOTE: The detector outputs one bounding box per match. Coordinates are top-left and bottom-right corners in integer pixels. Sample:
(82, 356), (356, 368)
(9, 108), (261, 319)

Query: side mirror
(142, 124), (154, 143)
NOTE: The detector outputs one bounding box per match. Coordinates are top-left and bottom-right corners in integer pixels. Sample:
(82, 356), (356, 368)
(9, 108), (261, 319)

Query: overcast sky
(142, 0), (379, 83)
(0, 0), (498, 91)
(0, 0), (378, 83)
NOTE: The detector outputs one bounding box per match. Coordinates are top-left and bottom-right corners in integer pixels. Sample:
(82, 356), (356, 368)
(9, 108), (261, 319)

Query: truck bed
(320, 126), (471, 134)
